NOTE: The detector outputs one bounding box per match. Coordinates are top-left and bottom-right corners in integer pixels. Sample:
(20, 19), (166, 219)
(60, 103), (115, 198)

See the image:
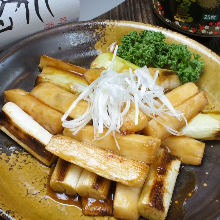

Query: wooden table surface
(98, 0), (220, 56)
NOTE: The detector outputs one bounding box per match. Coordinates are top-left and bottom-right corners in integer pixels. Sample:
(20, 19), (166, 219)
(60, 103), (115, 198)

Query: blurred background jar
(152, 0), (220, 37)
(0, 0), (80, 49)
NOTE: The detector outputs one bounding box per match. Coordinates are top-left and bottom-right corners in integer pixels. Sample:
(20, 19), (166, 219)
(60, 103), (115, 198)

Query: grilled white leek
(0, 102), (54, 166)
(36, 66), (88, 93)
(181, 113), (220, 140)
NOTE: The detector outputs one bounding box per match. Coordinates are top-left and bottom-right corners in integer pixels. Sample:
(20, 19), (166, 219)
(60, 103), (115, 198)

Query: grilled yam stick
(39, 55), (87, 76)
(46, 135), (149, 187)
(181, 113), (220, 140)
(4, 89), (63, 134)
(138, 148), (181, 220)
(63, 126), (160, 163)
(113, 183), (141, 220)
(120, 103), (149, 134)
(0, 102), (55, 166)
(76, 169), (111, 200)
(31, 82), (88, 119)
(36, 66), (88, 93)
(50, 158), (83, 194)
(165, 82), (199, 107)
(161, 136), (205, 165)
(31, 82), (149, 133)
(90, 52), (180, 90)
(81, 197), (113, 216)
(144, 92), (208, 140)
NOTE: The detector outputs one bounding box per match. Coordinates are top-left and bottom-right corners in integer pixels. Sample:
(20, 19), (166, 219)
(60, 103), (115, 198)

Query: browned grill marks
(1, 113), (53, 161)
(157, 151), (177, 176)
(57, 159), (70, 182)
(149, 180), (164, 211)
(149, 150), (178, 211)
(92, 175), (104, 190)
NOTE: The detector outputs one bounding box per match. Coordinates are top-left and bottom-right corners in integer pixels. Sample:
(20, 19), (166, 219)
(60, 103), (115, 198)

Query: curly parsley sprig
(117, 30), (204, 83)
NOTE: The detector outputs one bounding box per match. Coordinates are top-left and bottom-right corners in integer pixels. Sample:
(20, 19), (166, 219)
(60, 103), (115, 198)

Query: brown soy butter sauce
(166, 167), (197, 220)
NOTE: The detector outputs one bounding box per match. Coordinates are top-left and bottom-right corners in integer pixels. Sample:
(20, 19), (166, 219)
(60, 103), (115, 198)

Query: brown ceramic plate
(0, 21), (220, 220)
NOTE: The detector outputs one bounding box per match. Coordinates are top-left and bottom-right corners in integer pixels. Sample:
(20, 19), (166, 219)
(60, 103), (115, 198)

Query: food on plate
(161, 136), (205, 165)
(76, 169), (111, 200)
(113, 183), (141, 220)
(181, 113), (220, 140)
(1, 28), (217, 220)
(36, 66), (88, 93)
(50, 158), (83, 194)
(63, 126), (160, 163)
(138, 148), (181, 220)
(46, 135), (149, 187)
(31, 82), (89, 119)
(0, 102), (55, 166)
(39, 55), (87, 76)
(90, 52), (181, 90)
(144, 91), (208, 140)
(117, 30), (204, 83)
(81, 196), (113, 216)
(4, 89), (63, 134)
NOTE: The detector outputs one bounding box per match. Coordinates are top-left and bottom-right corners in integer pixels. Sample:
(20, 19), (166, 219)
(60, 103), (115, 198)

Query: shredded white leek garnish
(62, 46), (186, 149)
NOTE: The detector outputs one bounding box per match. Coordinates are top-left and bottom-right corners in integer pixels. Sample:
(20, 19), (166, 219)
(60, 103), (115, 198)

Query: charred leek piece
(138, 148), (181, 220)
(76, 169), (111, 200)
(144, 92), (208, 140)
(162, 136), (205, 165)
(4, 89), (63, 134)
(113, 183), (141, 220)
(50, 158), (83, 195)
(81, 197), (113, 216)
(39, 55), (87, 76)
(63, 126), (160, 163)
(0, 102), (55, 166)
(36, 66), (88, 93)
(31, 82), (88, 119)
(46, 135), (149, 187)
(90, 52), (180, 90)
(181, 113), (220, 140)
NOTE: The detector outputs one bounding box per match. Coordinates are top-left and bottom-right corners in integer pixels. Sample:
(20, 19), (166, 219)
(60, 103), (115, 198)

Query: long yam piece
(50, 158), (83, 195)
(39, 55), (87, 76)
(138, 148), (181, 220)
(144, 92), (208, 140)
(76, 169), (111, 200)
(0, 102), (55, 166)
(31, 82), (88, 119)
(120, 103), (149, 134)
(46, 135), (149, 187)
(82, 197), (113, 216)
(113, 183), (141, 220)
(63, 125), (160, 163)
(161, 136), (205, 165)
(36, 66), (88, 93)
(165, 82), (199, 107)
(4, 89), (63, 134)
(31, 82), (149, 133)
